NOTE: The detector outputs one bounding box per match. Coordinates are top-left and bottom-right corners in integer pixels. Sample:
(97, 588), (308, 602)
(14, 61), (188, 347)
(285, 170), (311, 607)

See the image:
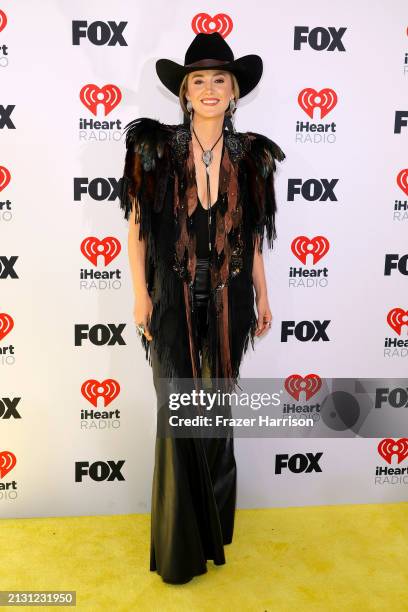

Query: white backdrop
(1, 0), (407, 519)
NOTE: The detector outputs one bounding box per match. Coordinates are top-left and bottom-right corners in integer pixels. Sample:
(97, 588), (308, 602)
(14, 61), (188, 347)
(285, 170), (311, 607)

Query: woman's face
(186, 69), (234, 119)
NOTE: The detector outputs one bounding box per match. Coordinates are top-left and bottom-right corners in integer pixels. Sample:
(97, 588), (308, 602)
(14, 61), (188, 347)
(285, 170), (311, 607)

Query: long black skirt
(149, 257), (237, 584)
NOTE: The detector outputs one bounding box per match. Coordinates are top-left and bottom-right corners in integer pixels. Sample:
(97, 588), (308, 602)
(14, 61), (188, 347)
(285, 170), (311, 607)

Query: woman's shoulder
(122, 116), (182, 171)
(123, 116), (178, 148)
(122, 117), (286, 174)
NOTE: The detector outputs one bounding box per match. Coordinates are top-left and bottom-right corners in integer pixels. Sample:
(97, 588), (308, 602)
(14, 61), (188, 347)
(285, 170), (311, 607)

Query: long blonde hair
(178, 71), (240, 118)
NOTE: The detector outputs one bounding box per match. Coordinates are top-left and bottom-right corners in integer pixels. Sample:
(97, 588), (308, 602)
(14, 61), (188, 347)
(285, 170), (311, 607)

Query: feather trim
(244, 131), (286, 253)
(119, 117), (173, 241)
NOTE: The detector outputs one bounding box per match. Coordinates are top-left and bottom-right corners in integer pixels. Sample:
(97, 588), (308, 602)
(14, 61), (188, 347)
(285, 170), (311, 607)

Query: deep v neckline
(192, 130), (225, 210)
(197, 196), (219, 212)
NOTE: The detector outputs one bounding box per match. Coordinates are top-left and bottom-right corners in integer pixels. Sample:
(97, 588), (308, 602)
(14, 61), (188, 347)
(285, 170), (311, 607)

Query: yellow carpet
(1, 502), (407, 611)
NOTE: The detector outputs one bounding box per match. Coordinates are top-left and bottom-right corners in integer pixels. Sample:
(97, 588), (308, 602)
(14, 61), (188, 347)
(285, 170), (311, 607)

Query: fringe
(139, 265), (187, 379)
(120, 118), (286, 390)
(119, 117), (173, 242)
(244, 131), (286, 255)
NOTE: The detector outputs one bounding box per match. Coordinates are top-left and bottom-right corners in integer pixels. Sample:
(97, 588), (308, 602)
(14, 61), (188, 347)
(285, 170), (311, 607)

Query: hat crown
(184, 32), (234, 66)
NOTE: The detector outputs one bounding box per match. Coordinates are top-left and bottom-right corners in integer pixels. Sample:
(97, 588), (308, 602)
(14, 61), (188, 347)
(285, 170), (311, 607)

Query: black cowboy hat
(156, 32), (263, 99)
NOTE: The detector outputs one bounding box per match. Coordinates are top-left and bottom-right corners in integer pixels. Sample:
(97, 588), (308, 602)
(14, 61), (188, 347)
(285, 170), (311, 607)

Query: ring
(135, 323), (145, 337)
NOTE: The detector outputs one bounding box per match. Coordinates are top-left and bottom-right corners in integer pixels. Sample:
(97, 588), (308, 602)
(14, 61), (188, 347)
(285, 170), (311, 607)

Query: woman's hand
(255, 294), (273, 337)
(252, 236), (273, 337)
(133, 293), (153, 341)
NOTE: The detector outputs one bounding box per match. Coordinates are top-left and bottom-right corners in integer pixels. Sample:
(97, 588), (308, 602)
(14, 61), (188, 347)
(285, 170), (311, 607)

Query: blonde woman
(120, 32), (285, 584)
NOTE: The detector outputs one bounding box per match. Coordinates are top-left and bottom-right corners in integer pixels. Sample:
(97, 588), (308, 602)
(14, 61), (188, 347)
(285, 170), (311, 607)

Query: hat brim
(156, 54), (263, 99)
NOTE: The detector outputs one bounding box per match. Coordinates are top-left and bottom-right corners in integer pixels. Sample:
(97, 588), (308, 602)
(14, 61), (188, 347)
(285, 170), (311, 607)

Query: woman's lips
(201, 98), (219, 105)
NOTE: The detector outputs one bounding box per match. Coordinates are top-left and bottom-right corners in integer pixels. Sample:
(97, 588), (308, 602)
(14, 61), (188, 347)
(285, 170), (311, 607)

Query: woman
(119, 32), (285, 584)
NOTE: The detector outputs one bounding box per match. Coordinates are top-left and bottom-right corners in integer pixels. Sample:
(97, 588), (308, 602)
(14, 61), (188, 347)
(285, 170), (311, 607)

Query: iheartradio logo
(284, 374), (322, 401)
(80, 237), (121, 266)
(298, 88), (337, 119)
(0, 313), (14, 341)
(291, 236), (330, 264)
(79, 84), (122, 116)
(191, 13), (233, 37)
(377, 438), (408, 464)
(79, 237), (122, 290)
(0, 450), (16, 478)
(0, 166), (11, 192)
(0, 10), (7, 33)
(396, 169), (408, 196)
(387, 308), (408, 335)
(81, 379), (120, 408)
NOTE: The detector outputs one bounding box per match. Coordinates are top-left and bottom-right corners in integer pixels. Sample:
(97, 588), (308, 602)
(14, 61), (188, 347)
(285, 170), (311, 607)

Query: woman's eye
(193, 78), (225, 85)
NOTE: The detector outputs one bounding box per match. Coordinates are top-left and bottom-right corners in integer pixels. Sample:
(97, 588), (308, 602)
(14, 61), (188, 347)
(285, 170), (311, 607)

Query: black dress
(149, 195), (237, 584)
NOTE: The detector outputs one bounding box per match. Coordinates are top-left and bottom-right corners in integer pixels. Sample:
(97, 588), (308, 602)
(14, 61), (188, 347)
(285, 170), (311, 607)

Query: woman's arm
(128, 200), (148, 298)
(252, 236), (273, 337)
(128, 199), (153, 341)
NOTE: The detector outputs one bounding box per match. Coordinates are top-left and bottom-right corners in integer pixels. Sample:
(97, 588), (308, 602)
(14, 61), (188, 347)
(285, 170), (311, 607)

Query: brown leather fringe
(120, 118), (285, 395)
(173, 135), (241, 392)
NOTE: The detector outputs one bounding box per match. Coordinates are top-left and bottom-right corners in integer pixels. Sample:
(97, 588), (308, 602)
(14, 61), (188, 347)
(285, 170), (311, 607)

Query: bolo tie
(192, 126), (223, 253)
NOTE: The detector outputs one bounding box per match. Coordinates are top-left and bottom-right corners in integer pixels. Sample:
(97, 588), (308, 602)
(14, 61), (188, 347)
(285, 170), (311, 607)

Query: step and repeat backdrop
(1, 1), (407, 518)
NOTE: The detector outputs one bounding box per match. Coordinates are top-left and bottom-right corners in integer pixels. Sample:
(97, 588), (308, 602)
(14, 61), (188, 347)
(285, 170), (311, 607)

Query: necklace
(192, 125), (223, 254)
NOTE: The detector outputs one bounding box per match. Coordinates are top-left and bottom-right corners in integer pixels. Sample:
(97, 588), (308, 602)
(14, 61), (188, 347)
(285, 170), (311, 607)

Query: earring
(229, 98), (237, 132)
(186, 99), (193, 128)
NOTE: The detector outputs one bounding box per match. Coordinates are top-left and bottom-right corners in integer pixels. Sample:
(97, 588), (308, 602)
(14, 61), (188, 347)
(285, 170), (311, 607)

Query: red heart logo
(79, 84), (122, 117)
(0, 313), (14, 341)
(387, 308), (408, 335)
(378, 438), (408, 464)
(81, 379), (121, 408)
(285, 374), (322, 401)
(396, 169), (408, 197)
(192, 13), (233, 38)
(0, 451), (17, 478)
(0, 10), (7, 33)
(291, 235), (330, 265)
(80, 237), (121, 266)
(298, 88), (338, 119)
(0, 166), (11, 192)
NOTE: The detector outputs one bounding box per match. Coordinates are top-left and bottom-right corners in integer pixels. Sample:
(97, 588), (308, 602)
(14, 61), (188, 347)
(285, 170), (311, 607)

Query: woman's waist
(194, 257), (210, 299)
